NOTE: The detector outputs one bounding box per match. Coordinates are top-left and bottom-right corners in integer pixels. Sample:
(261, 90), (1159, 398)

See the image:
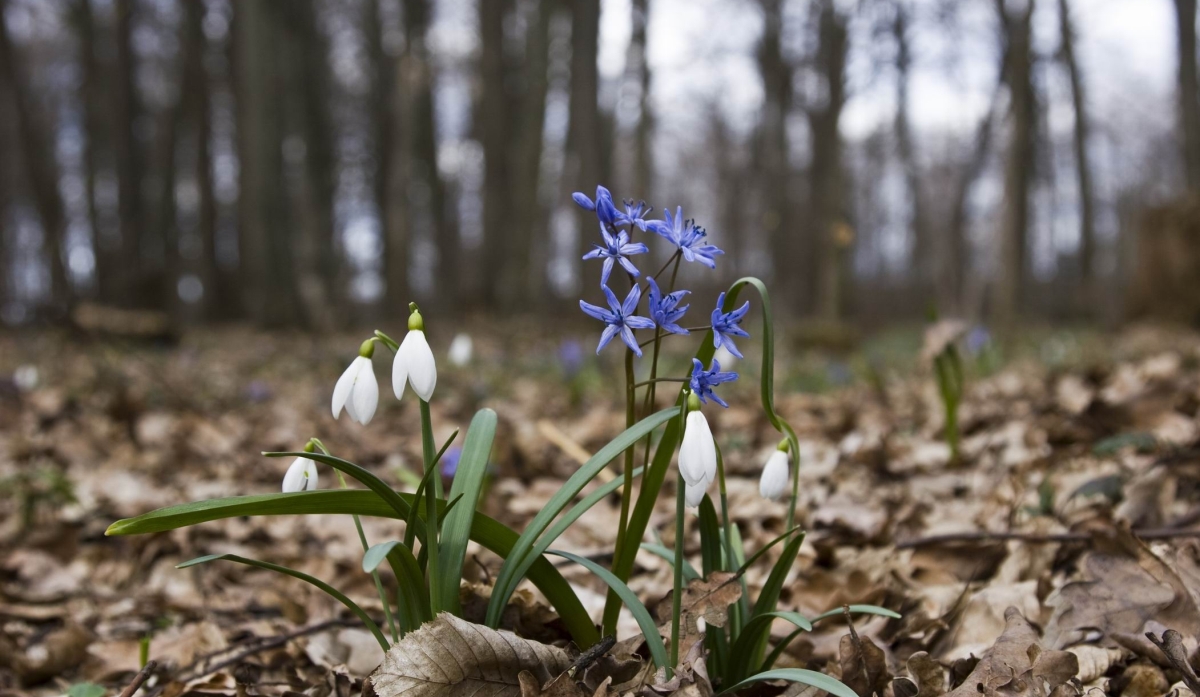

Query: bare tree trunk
(569, 0), (603, 294)
(113, 0), (143, 305)
(72, 0), (107, 301)
(1176, 0), (1200, 189)
(810, 0), (849, 321)
(627, 0), (652, 198)
(403, 0), (455, 311)
(1057, 0), (1096, 314)
(369, 0), (408, 315)
(755, 0), (796, 307)
(0, 0), (71, 311)
(235, 0), (297, 326)
(893, 1), (930, 301)
(996, 0), (1035, 329)
(479, 0), (511, 309)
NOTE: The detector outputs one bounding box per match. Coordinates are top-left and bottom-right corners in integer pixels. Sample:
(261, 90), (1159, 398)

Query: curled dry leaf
(365, 614), (572, 697)
(904, 651), (945, 697)
(655, 571), (743, 629)
(943, 607), (1078, 697)
(1067, 646), (1126, 684)
(839, 631), (889, 697)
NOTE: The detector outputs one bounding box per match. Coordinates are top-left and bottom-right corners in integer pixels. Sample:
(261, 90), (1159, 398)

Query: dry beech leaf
(365, 613), (572, 697)
(839, 632), (889, 697)
(905, 651), (944, 697)
(944, 607), (1078, 697)
(655, 572), (743, 629)
(1067, 646), (1125, 684)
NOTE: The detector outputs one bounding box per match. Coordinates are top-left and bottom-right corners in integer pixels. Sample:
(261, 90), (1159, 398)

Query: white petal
(447, 333), (473, 367)
(684, 480), (707, 508)
(392, 340), (410, 400)
(332, 358), (358, 418)
(759, 450), (790, 500)
(351, 356), (379, 425)
(679, 412), (715, 486)
(402, 330), (437, 401)
(283, 457), (318, 493)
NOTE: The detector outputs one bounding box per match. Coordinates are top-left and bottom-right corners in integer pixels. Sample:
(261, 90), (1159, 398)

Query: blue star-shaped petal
(646, 277), (690, 335)
(689, 358), (738, 408)
(647, 206), (724, 269)
(710, 291), (751, 358)
(572, 185), (620, 228)
(582, 225), (650, 286)
(579, 284), (656, 356)
(615, 199), (652, 231)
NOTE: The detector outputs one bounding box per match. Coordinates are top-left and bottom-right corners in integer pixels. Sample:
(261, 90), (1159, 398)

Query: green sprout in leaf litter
(107, 185), (898, 693)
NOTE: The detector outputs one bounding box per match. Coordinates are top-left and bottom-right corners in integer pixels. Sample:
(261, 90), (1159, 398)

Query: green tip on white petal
(359, 338), (375, 358)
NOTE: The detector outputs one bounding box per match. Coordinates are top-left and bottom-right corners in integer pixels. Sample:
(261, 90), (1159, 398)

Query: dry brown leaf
(365, 613), (572, 697)
(905, 651), (945, 697)
(655, 572), (743, 629)
(1114, 663), (1169, 697)
(839, 631), (889, 697)
(1067, 646), (1126, 684)
(943, 607), (1078, 697)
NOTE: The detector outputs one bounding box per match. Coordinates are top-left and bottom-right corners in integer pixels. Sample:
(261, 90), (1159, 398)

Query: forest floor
(2, 322), (1200, 697)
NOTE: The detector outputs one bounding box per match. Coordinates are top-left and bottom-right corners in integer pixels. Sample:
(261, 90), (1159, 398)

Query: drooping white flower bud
(759, 447), (790, 500)
(684, 480), (707, 508)
(282, 457), (318, 492)
(394, 306), (437, 402)
(447, 333), (473, 367)
(332, 341), (379, 425)
(679, 410), (716, 487)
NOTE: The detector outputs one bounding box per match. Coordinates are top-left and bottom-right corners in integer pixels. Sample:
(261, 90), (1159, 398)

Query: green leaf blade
(438, 408), (497, 616)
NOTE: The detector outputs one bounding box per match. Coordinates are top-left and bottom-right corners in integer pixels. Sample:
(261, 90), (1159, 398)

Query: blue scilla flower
(572, 185), (620, 228)
(648, 207), (724, 269)
(616, 199), (652, 231)
(710, 292), (751, 359)
(646, 277), (690, 335)
(690, 358), (738, 408)
(580, 284), (655, 357)
(582, 224), (650, 286)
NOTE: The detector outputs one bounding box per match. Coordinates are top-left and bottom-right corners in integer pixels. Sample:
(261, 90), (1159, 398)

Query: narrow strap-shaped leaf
(735, 531), (805, 679)
(438, 409), (497, 615)
(364, 541), (431, 631)
(735, 525), (804, 579)
(727, 611), (813, 683)
(719, 669), (859, 697)
(640, 543), (701, 582)
(698, 496), (723, 577)
(487, 466), (647, 628)
(265, 450), (413, 523)
(548, 550), (671, 670)
(486, 408), (678, 628)
(404, 429), (460, 549)
(178, 553), (389, 650)
(810, 604), (901, 623)
(761, 628), (806, 672)
(110, 490), (599, 648)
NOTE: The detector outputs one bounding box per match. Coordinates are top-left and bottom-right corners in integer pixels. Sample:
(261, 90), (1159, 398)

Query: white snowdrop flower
(332, 340), (379, 425)
(759, 447), (790, 500)
(684, 480), (708, 508)
(282, 457), (319, 492)
(393, 306), (437, 402)
(447, 333), (473, 367)
(713, 345), (738, 369)
(679, 409), (717, 487)
(13, 365), (38, 392)
(696, 617), (707, 634)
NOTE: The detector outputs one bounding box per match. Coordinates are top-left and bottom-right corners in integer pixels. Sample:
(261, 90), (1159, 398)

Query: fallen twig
(119, 660), (157, 697)
(174, 619), (356, 683)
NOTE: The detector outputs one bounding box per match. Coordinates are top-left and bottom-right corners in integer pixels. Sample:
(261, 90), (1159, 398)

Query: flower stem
(611, 348), (636, 602)
(419, 398), (442, 613)
(317, 441), (399, 643)
(670, 471), (685, 675)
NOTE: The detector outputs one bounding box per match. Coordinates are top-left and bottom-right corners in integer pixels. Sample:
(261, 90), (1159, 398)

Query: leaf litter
(2, 326), (1200, 696)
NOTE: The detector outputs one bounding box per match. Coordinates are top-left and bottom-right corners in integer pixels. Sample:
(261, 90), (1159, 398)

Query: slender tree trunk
(755, 0), (796, 307)
(626, 0), (652, 198)
(370, 0), (408, 314)
(893, 1), (930, 301)
(996, 0), (1035, 329)
(72, 0), (107, 301)
(1175, 0), (1200, 189)
(810, 0), (849, 321)
(0, 0), (71, 311)
(479, 0), (511, 308)
(569, 0), (603, 294)
(113, 0), (143, 305)
(1057, 0), (1096, 314)
(403, 0), (455, 310)
(235, 0), (296, 326)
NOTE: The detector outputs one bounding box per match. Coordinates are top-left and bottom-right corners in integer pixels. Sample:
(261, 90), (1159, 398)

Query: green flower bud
(359, 338), (376, 358)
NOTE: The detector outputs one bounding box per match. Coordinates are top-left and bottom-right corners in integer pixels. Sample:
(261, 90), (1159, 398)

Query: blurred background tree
(0, 0), (1195, 330)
